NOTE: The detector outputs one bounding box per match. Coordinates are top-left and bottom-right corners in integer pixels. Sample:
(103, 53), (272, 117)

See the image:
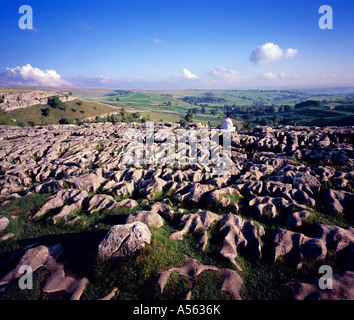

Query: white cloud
(183, 68), (198, 80)
(250, 43), (298, 64)
(209, 65), (238, 80)
(259, 72), (278, 80)
(3, 64), (70, 87)
(283, 48), (298, 59)
(154, 38), (165, 45)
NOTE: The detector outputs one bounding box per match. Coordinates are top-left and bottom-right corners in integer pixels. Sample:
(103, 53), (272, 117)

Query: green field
(89, 89), (354, 128)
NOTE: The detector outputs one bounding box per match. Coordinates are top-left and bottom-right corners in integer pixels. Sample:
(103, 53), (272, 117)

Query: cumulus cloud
(209, 65), (238, 80)
(1, 64), (70, 87)
(250, 43), (298, 64)
(183, 68), (198, 80)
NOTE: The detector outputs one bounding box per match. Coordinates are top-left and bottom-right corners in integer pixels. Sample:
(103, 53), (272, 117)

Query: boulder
(98, 222), (152, 259)
(126, 210), (164, 228)
(0, 215), (10, 231)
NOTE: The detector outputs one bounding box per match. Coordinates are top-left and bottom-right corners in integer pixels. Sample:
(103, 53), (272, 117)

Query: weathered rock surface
(219, 214), (265, 268)
(0, 215), (10, 231)
(0, 90), (77, 112)
(0, 244), (88, 300)
(33, 189), (89, 224)
(288, 271), (354, 300)
(157, 256), (243, 300)
(97, 222), (152, 259)
(272, 224), (354, 269)
(126, 210), (164, 227)
(0, 122), (353, 300)
(323, 189), (354, 213)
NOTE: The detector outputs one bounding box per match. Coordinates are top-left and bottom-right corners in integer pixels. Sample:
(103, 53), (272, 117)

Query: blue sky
(0, 0), (353, 89)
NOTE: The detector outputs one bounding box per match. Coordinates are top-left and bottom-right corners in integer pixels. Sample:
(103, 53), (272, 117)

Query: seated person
(221, 114), (236, 132)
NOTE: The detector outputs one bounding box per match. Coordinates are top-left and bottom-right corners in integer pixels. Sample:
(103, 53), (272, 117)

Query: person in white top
(221, 114), (236, 132)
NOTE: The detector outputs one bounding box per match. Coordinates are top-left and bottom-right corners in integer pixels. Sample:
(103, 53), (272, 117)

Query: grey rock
(126, 210), (164, 228)
(0, 215), (10, 231)
(98, 222), (152, 259)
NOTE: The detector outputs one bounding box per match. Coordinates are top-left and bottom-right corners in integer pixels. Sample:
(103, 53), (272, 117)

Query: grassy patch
(82, 227), (186, 300)
(190, 270), (232, 300)
(160, 271), (190, 300)
(6, 99), (116, 126)
(0, 267), (50, 300)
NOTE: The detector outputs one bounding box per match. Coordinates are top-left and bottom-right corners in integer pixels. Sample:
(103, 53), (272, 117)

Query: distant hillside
(4, 98), (118, 126)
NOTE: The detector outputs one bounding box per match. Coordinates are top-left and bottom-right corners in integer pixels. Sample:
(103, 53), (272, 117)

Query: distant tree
(260, 118), (270, 126)
(294, 100), (320, 109)
(179, 118), (188, 127)
(273, 115), (284, 124)
(284, 105), (292, 112)
(41, 107), (52, 116)
(211, 109), (217, 116)
(120, 107), (127, 118)
(132, 112), (141, 119)
(242, 114), (254, 120)
(48, 96), (62, 109)
(166, 101), (172, 107)
(184, 109), (194, 122)
(201, 105), (206, 114)
(59, 118), (75, 125)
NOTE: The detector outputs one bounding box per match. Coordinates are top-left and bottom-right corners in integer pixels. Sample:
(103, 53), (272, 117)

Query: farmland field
(83, 88), (354, 128)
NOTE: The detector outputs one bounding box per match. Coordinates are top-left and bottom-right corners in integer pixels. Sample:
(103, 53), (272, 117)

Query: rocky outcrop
(0, 90), (77, 112)
(323, 189), (354, 213)
(97, 222), (152, 259)
(271, 225), (354, 269)
(32, 189), (89, 224)
(288, 271), (354, 300)
(157, 256), (243, 300)
(219, 214), (265, 269)
(169, 209), (222, 251)
(0, 244), (88, 300)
